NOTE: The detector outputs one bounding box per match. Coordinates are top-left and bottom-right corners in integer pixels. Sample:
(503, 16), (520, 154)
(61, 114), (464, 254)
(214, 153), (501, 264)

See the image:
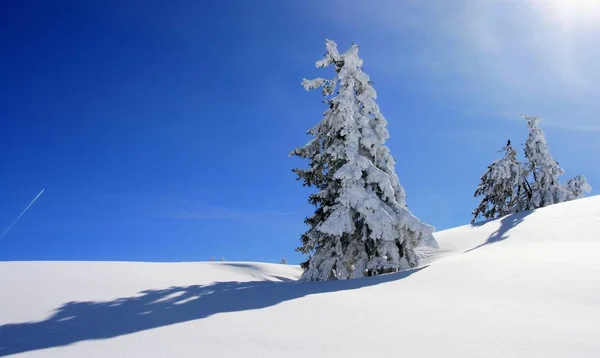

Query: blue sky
(1, 1), (598, 264)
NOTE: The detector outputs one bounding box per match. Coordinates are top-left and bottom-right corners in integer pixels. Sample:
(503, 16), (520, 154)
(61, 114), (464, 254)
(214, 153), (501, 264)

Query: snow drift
(1, 196), (600, 357)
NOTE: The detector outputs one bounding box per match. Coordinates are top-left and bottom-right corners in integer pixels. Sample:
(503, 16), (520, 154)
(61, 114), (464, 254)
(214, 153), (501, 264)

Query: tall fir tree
(522, 115), (567, 209)
(472, 140), (528, 223)
(291, 39), (437, 281)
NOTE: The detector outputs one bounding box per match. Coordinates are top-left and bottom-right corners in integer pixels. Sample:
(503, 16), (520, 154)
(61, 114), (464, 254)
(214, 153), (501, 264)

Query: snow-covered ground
(1, 196), (599, 357)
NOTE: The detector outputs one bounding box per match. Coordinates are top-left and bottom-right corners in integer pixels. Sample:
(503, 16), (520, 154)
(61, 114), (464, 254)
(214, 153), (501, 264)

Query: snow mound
(1, 196), (600, 357)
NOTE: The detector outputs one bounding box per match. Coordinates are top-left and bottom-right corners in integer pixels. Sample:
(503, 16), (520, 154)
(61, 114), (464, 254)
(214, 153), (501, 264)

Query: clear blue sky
(1, 1), (598, 263)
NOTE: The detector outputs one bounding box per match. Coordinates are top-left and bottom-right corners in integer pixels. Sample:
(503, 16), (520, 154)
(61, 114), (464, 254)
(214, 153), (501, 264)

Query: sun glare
(535, 0), (600, 33)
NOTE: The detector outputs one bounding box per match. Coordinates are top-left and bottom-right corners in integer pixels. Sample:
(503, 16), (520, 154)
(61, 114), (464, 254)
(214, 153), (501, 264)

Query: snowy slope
(1, 196), (600, 357)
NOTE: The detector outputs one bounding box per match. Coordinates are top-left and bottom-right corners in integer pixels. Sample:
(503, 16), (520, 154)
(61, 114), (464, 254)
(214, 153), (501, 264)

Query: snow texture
(292, 40), (436, 281)
(2, 196), (600, 357)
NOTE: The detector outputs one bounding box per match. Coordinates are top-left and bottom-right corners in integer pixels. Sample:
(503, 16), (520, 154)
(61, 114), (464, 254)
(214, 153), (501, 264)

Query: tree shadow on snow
(0, 266), (426, 356)
(464, 210), (534, 253)
(220, 262), (264, 270)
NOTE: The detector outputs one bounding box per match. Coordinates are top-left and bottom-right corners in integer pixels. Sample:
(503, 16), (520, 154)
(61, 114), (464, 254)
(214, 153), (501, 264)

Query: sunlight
(534, 0), (600, 33)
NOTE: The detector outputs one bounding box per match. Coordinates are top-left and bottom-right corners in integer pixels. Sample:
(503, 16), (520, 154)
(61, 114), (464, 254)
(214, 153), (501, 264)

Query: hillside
(1, 196), (599, 357)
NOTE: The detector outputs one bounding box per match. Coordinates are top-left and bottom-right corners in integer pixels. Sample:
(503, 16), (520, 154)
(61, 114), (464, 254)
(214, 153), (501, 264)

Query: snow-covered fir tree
(472, 140), (528, 223)
(522, 115), (568, 209)
(565, 175), (592, 201)
(471, 114), (592, 221)
(291, 39), (437, 281)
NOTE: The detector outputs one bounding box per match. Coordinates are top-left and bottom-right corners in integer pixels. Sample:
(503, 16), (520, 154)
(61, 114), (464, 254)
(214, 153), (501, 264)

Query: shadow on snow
(0, 266), (426, 356)
(465, 210), (534, 253)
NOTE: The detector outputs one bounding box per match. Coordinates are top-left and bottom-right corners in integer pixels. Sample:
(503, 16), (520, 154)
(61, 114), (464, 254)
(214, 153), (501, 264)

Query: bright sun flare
(536, 0), (600, 32)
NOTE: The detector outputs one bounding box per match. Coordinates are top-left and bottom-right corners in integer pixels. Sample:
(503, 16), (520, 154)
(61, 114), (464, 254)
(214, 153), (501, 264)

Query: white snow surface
(2, 196), (600, 357)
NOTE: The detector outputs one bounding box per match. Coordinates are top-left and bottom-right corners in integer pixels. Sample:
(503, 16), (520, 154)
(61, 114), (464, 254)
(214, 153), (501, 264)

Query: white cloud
(458, 1), (600, 94)
(453, 0), (600, 131)
(324, 0), (600, 132)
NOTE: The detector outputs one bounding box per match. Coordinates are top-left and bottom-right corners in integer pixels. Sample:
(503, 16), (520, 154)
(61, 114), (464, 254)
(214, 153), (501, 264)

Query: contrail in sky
(0, 188), (45, 242)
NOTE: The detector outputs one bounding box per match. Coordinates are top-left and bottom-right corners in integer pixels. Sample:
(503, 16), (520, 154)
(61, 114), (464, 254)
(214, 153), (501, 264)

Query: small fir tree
(472, 140), (528, 223)
(565, 175), (592, 201)
(471, 115), (592, 223)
